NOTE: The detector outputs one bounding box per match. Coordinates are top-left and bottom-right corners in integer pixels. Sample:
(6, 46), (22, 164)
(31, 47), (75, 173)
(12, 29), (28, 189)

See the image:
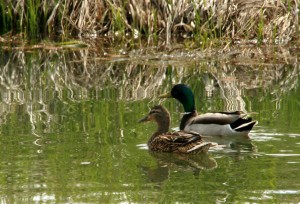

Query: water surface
(0, 46), (299, 203)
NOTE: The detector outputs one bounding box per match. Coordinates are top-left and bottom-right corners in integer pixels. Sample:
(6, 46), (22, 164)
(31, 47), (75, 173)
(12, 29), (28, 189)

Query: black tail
(230, 117), (257, 132)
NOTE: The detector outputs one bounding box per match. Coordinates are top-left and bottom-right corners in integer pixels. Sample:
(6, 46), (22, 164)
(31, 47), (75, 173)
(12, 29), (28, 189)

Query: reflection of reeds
(0, 47), (299, 135)
(0, 0), (298, 44)
(0, 47), (299, 99)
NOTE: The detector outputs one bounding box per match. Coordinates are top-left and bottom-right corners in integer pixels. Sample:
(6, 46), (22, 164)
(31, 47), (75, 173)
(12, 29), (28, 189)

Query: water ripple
(265, 154), (300, 157)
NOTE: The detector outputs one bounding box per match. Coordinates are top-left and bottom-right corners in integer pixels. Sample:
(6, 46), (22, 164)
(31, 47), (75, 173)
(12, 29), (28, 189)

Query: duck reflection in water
(139, 152), (217, 183)
(200, 134), (257, 153)
(138, 105), (217, 182)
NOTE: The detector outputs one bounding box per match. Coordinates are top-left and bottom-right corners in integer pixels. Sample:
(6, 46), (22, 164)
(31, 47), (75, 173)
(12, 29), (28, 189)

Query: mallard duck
(139, 105), (216, 154)
(159, 84), (257, 137)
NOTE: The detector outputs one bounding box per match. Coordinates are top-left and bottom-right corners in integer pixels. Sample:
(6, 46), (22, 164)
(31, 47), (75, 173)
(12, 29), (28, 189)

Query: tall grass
(0, 1), (12, 35)
(0, 0), (299, 45)
(27, 0), (38, 36)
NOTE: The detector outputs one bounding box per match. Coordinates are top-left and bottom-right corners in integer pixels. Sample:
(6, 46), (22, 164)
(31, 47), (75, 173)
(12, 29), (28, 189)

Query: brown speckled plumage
(139, 105), (215, 153)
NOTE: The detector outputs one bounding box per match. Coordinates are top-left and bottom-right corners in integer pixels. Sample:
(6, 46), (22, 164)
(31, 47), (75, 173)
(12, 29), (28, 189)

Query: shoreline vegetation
(0, 0), (299, 47)
(0, 1), (299, 135)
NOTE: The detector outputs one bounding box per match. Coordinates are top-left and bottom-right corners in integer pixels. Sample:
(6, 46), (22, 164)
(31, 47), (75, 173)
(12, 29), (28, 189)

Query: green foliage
(0, 0), (298, 46)
(257, 10), (265, 44)
(0, 1), (12, 35)
(26, 0), (39, 36)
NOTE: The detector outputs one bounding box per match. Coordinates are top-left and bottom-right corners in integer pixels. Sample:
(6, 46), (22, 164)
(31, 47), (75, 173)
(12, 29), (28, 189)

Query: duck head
(138, 105), (170, 133)
(159, 84), (195, 113)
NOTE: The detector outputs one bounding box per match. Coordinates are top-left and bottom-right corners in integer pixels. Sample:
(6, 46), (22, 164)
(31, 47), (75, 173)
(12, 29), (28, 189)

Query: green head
(159, 84), (195, 113)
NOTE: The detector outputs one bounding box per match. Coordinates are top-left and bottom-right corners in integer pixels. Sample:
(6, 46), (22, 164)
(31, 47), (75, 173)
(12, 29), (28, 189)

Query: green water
(0, 48), (299, 203)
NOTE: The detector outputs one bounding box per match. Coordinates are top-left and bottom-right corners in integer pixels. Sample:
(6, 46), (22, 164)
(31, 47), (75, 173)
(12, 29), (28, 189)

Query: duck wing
(185, 112), (257, 135)
(150, 131), (215, 153)
(158, 131), (202, 145)
(190, 111), (248, 125)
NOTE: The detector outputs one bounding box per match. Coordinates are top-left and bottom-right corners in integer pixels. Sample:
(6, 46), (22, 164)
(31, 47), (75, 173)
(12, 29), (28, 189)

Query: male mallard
(139, 105), (216, 154)
(159, 84), (257, 137)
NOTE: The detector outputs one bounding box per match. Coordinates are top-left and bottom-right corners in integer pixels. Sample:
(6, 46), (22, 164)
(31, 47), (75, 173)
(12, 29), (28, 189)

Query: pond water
(0, 45), (299, 203)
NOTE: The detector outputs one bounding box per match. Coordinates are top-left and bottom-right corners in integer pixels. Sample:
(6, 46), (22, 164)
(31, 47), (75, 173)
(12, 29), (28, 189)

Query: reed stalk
(0, 0), (298, 46)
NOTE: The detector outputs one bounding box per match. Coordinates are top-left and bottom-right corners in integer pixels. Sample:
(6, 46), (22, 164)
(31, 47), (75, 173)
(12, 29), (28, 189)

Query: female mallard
(159, 84), (257, 137)
(139, 105), (216, 153)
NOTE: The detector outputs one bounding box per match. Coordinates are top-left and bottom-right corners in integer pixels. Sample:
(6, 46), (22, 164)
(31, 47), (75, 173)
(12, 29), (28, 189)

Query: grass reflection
(0, 47), (299, 139)
(0, 47), (299, 203)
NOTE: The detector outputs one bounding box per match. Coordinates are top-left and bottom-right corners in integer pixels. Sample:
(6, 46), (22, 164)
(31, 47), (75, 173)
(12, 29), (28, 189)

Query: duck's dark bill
(138, 115), (150, 123)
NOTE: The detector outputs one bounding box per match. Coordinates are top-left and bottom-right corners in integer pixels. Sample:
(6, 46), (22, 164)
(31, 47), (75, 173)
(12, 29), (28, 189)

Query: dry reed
(0, 0), (298, 45)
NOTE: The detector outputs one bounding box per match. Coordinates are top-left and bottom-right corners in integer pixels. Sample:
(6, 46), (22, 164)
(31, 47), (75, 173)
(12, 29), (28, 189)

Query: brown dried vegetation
(0, 0), (299, 44)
